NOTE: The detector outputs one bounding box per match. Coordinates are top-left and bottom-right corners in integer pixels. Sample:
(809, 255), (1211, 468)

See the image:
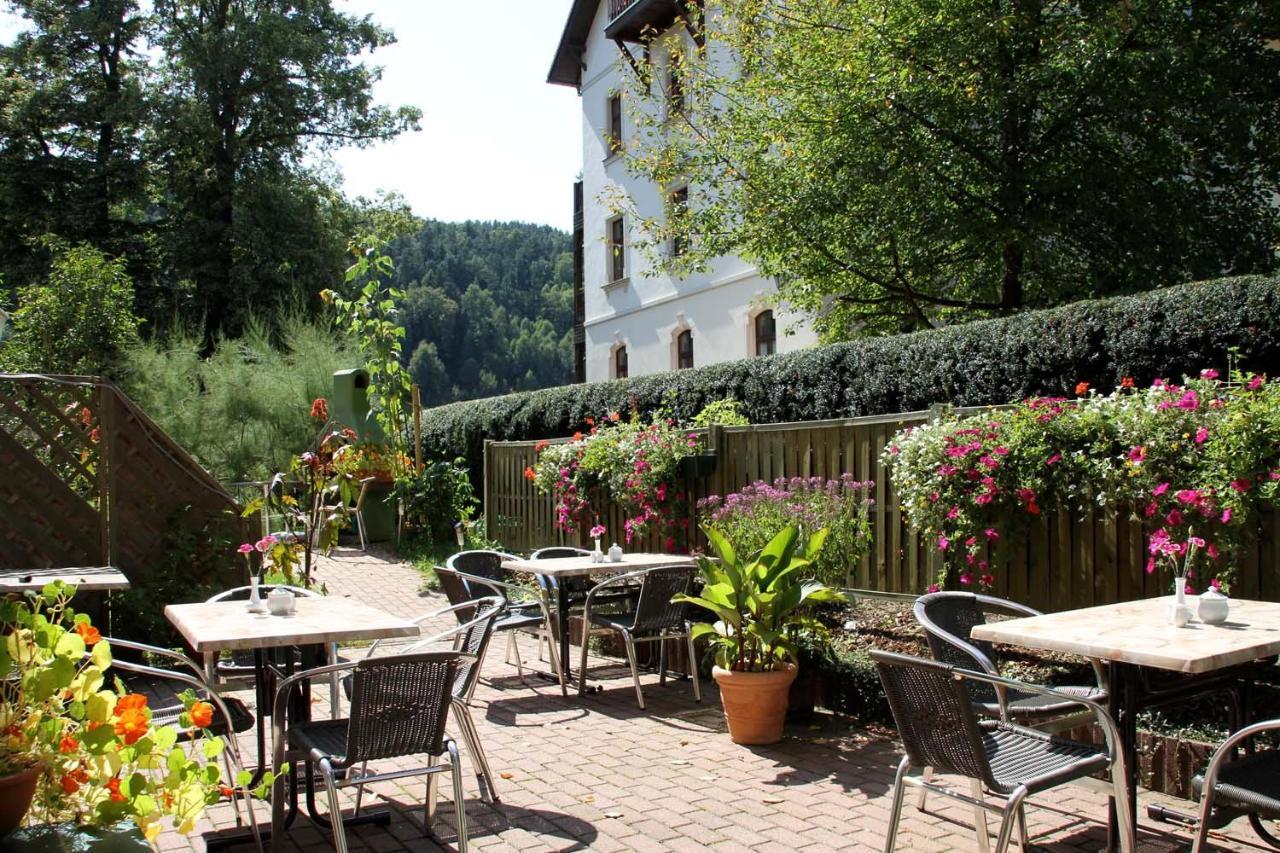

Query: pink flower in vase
(589, 524), (607, 539)
(237, 543), (255, 555)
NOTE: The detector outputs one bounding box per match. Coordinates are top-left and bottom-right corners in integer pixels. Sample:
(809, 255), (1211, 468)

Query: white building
(548, 0), (817, 383)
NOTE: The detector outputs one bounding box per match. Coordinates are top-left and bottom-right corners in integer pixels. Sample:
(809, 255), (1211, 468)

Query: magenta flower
(1176, 390), (1200, 410)
(1194, 427), (1208, 445)
(984, 528), (999, 541)
(1127, 446), (1146, 462)
(1152, 482), (1170, 497)
(1210, 578), (1222, 590)
(1187, 536), (1206, 549)
(927, 583), (941, 593)
(1230, 479), (1248, 493)
(1200, 369), (1219, 380)
(1166, 509), (1185, 526)
(1249, 376), (1264, 390)
(1145, 556), (1156, 574)
(1046, 452), (1061, 466)
(254, 536), (277, 553)
(1174, 489), (1200, 505)
(946, 506), (960, 520)
(959, 572), (972, 586)
(1220, 507), (1232, 523)
(938, 464), (958, 477)
(589, 524), (606, 539)
(237, 543), (255, 555)
(937, 534), (950, 551)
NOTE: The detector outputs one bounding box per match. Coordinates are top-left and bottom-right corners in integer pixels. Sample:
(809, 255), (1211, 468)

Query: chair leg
(454, 702), (499, 803)
(328, 642), (341, 719)
(685, 629), (701, 703)
(994, 787), (1028, 853)
(622, 630), (645, 709)
(658, 632), (668, 685)
(448, 738), (469, 853)
(883, 755), (911, 853)
(356, 510), (366, 551)
(319, 757), (349, 853)
(424, 751), (440, 830)
(1111, 753), (1136, 853)
(1191, 785), (1216, 853)
(971, 778), (991, 853)
(578, 608), (592, 696)
(916, 766), (933, 811)
(352, 760), (369, 816)
(1017, 802), (1029, 851)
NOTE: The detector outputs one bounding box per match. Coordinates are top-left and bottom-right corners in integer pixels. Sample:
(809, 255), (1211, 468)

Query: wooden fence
(0, 374), (247, 597)
(484, 411), (1280, 612)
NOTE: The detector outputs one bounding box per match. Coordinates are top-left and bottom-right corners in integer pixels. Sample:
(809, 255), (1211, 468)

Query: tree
(0, 241), (140, 375)
(151, 0), (420, 338)
(620, 0), (1280, 338)
(0, 0), (150, 290)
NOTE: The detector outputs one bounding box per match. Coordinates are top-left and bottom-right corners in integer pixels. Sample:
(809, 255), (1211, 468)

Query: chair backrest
(434, 566), (477, 614)
(530, 547), (591, 560)
(913, 591), (1042, 704)
(446, 550), (512, 581)
(345, 651), (460, 763)
(631, 565), (695, 633)
(450, 598), (501, 700)
(207, 584), (320, 603)
(871, 649), (997, 789)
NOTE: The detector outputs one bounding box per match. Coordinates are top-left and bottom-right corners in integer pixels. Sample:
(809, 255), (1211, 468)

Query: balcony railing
(608, 0), (639, 20)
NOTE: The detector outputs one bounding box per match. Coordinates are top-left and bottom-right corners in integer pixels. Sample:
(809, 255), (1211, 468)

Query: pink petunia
(959, 572), (972, 586)
(984, 528), (999, 541)
(1046, 452), (1062, 466)
(1221, 507), (1232, 524)
(1194, 427), (1208, 445)
(927, 583), (941, 593)
(937, 534), (950, 551)
(1128, 446), (1146, 462)
(1230, 480), (1249, 493)
(237, 543), (255, 554)
(1166, 509), (1185, 526)
(1249, 376), (1264, 390)
(1153, 482), (1170, 497)
(1200, 369), (1219, 380)
(1175, 489), (1201, 505)
(1207, 543), (1220, 559)
(1145, 556), (1157, 574)
(946, 506), (960, 520)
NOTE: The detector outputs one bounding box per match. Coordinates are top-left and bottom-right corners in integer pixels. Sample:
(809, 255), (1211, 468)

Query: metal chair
(438, 559), (565, 693)
(204, 583), (345, 717)
(576, 565), (701, 709)
(530, 546), (635, 662)
(349, 597), (506, 804)
(1190, 718), (1280, 851)
(914, 591), (1107, 723)
(104, 638), (264, 852)
(871, 649), (1134, 853)
(272, 651), (471, 853)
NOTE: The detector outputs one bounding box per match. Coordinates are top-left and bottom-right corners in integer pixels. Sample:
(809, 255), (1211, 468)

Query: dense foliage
(619, 0), (1280, 337)
(419, 275), (1280, 474)
(0, 242), (139, 376)
(698, 476), (875, 588)
(393, 458), (477, 543)
(120, 314), (357, 481)
(885, 372), (1280, 591)
(0, 0), (418, 338)
(388, 221), (575, 405)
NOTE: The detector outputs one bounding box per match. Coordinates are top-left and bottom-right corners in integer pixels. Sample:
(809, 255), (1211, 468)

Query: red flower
(1075, 381), (1090, 396)
(113, 693), (150, 745)
(572, 432), (584, 442)
(310, 397), (329, 422)
(59, 734), (78, 753)
(1120, 377), (1134, 388)
(534, 440), (549, 453)
(523, 466), (535, 482)
(189, 701), (214, 729)
(106, 777), (125, 802)
(74, 621), (101, 646)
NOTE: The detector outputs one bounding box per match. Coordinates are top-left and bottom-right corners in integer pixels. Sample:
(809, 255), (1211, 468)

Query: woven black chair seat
(289, 719), (356, 769)
(497, 607), (547, 632)
(1193, 750), (1280, 816)
(587, 608), (640, 632)
(977, 684), (1107, 721)
(981, 721), (1108, 795)
(151, 695), (256, 740)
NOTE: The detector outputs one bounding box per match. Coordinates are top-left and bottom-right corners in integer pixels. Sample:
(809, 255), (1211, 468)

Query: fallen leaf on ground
(763, 796), (784, 804)
(499, 772), (514, 780)
(603, 811), (624, 819)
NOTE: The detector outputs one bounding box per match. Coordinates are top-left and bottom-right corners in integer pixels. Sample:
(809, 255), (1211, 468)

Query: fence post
(482, 439), (493, 541)
(97, 382), (115, 568)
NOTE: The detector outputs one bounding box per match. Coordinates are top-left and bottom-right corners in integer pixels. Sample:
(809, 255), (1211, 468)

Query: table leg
(558, 581), (572, 682)
(1107, 662), (1140, 852)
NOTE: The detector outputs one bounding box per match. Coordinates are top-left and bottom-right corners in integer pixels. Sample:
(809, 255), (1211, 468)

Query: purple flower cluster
(699, 474), (874, 527)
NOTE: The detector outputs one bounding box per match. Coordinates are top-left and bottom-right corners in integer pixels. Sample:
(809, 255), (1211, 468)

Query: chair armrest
(106, 637), (207, 682)
(1200, 717), (1280, 796)
(364, 597), (506, 658)
(453, 570), (539, 603)
(582, 568), (650, 609)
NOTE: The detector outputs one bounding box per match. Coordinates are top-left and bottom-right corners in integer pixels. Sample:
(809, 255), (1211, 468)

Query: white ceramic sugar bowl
(1197, 587), (1230, 626)
(266, 587), (297, 616)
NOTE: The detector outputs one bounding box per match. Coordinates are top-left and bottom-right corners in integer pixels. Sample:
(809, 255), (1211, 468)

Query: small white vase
(1198, 587), (1230, 625)
(1168, 574), (1192, 627)
(591, 539), (604, 563)
(246, 576), (267, 614)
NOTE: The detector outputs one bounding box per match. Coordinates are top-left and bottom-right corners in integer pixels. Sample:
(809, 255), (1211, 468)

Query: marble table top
(971, 596), (1280, 674)
(502, 552), (697, 579)
(0, 566), (130, 593)
(165, 596), (418, 653)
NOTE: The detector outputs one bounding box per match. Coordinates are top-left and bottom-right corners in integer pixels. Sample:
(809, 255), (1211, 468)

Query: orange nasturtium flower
(74, 621), (101, 645)
(189, 701), (214, 729)
(113, 693), (150, 745)
(59, 734), (78, 753)
(1075, 381), (1090, 396)
(106, 777), (125, 802)
(523, 466), (536, 482)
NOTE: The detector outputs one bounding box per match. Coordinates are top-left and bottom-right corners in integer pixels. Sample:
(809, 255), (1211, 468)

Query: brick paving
(159, 546), (1270, 852)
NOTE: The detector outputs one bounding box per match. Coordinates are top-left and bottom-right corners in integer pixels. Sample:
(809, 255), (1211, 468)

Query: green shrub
(393, 457), (478, 542)
(121, 313), (357, 481)
(420, 275), (1280, 474)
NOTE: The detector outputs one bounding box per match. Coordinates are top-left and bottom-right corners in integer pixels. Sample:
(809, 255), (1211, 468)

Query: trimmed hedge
(421, 275), (1280, 473)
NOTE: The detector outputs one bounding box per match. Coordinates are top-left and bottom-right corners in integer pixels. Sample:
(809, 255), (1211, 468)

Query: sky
(0, 0), (583, 230)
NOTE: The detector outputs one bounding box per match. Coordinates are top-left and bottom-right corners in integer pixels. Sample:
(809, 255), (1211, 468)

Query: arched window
(754, 310), (776, 357)
(614, 345), (628, 379)
(676, 329), (694, 370)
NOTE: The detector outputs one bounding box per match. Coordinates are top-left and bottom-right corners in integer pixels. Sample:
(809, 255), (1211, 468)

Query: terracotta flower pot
(713, 663), (797, 745)
(0, 762), (42, 837)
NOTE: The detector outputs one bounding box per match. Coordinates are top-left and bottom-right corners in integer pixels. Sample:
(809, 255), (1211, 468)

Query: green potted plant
(676, 525), (844, 744)
(0, 583), (234, 841)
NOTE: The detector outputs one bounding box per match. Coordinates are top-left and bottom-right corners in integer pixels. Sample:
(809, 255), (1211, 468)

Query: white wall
(575, 1), (818, 382)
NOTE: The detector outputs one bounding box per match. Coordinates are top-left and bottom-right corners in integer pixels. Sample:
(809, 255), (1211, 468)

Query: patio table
(164, 596), (417, 850)
(971, 595), (1280, 849)
(502, 552), (698, 684)
(0, 565), (130, 593)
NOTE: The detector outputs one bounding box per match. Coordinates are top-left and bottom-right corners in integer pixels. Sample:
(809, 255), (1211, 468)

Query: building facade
(549, 0), (817, 383)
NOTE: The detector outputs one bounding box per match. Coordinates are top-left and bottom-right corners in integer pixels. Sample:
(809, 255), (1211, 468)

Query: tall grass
(122, 313), (358, 482)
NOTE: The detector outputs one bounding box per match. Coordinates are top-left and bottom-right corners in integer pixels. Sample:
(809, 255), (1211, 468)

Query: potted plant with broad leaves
(675, 524), (845, 745)
(0, 583), (273, 842)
